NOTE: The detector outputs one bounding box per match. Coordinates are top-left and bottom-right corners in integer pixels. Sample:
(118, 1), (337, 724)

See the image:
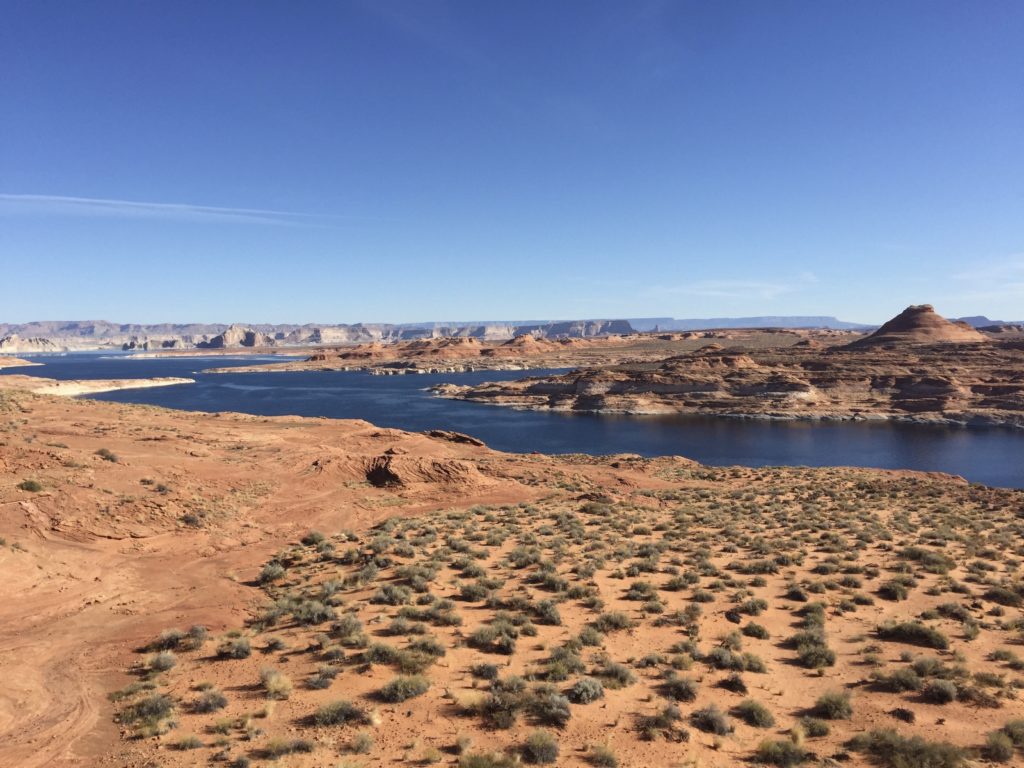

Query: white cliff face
(0, 318), (641, 351)
(0, 334), (62, 353)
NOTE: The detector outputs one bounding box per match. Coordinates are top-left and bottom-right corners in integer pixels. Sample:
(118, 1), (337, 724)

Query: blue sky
(1, 1), (1021, 324)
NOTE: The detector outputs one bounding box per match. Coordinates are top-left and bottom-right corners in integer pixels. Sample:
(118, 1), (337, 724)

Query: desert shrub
(871, 667), (923, 692)
(17, 479), (42, 492)
(408, 636), (446, 658)
(118, 693), (174, 725)
(481, 691), (525, 729)
(149, 650), (177, 672)
(530, 688), (572, 727)
(291, 599), (334, 625)
(789, 631), (836, 669)
(193, 688), (228, 713)
(372, 583), (412, 606)
(261, 738), (314, 758)
(380, 674), (430, 702)
(847, 729), (965, 768)
(638, 703), (688, 742)
(259, 561), (285, 584)
(472, 663), (500, 680)
(149, 628), (185, 651)
(785, 585), (808, 602)
(351, 731), (374, 754)
(690, 704), (733, 735)
(720, 671), (747, 694)
(523, 730), (559, 764)
(923, 679), (957, 703)
(568, 677), (604, 704)
(743, 622), (770, 639)
(1002, 718), (1024, 745)
(900, 546), (955, 574)
(662, 673), (699, 702)
(260, 668), (292, 699)
(877, 621), (948, 650)
(578, 626), (604, 646)
(735, 699), (775, 728)
(307, 664), (340, 689)
(799, 717), (830, 737)
(460, 582), (490, 602)
(706, 646), (745, 671)
(459, 753), (518, 768)
(365, 641), (398, 664)
(755, 739), (808, 766)
(814, 690), (852, 719)
(589, 744), (619, 767)
(175, 735), (203, 750)
(984, 586), (1022, 607)
(593, 660), (635, 688)
(534, 599), (562, 626)
(470, 620), (518, 655)
(985, 731), (1015, 762)
(217, 635), (251, 659)
(591, 612), (633, 632)
(96, 448), (118, 462)
(313, 700), (367, 726)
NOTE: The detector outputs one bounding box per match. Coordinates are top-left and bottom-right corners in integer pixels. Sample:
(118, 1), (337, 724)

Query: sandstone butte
(432, 305), (1024, 429)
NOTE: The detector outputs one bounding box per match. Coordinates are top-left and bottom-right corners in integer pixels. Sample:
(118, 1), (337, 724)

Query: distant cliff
(0, 318), (641, 352)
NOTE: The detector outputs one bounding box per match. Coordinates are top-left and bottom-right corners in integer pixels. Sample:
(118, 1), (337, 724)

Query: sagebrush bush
(380, 674), (430, 702)
(814, 690), (852, 719)
(523, 730), (559, 764)
(847, 729), (965, 768)
(568, 677), (604, 704)
(735, 699), (775, 728)
(313, 700), (367, 726)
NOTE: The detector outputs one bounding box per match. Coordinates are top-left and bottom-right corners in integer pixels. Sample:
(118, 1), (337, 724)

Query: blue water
(5, 353), (1023, 488)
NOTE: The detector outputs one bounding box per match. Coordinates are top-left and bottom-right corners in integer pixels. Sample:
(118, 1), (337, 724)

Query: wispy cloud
(951, 254), (1024, 302)
(0, 194), (324, 225)
(647, 273), (818, 301)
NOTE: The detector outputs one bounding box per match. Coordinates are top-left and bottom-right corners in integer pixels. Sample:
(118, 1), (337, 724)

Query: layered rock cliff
(434, 306), (1024, 430)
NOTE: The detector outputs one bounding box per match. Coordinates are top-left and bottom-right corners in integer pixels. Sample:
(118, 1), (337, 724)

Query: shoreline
(1, 375), (195, 397)
(0, 356), (43, 369)
(430, 388), (1024, 432)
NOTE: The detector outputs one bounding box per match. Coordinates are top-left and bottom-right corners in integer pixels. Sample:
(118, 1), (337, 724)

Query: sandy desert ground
(1, 383), (1023, 768)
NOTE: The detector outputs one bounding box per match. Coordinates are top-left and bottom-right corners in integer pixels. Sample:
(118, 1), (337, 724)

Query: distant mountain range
(626, 316), (872, 331)
(955, 316), (1024, 328)
(1, 314), (1017, 354)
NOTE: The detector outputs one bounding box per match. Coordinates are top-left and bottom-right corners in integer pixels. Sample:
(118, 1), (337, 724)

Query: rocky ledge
(433, 306), (1024, 431)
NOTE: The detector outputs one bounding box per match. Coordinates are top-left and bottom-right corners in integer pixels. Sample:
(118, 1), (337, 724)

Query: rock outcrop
(0, 334), (61, 353)
(845, 305), (988, 348)
(197, 324), (276, 349)
(435, 306), (1024, 430)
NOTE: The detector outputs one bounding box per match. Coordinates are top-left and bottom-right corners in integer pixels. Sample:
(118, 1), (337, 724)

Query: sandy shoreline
(0, 356), (43, 369)
(0, 375), (194, 396)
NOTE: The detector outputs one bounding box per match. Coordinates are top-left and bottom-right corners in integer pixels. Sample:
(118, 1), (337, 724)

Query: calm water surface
(6, 353), (1023, 488)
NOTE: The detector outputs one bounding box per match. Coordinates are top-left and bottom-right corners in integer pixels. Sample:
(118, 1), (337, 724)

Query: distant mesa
(197, 324), (276, 349)
(844, 305), (989, 349)
(0, 334), (60, 354)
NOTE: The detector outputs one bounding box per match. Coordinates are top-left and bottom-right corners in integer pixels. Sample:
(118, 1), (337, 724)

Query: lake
(5, 352), (1023, 488)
